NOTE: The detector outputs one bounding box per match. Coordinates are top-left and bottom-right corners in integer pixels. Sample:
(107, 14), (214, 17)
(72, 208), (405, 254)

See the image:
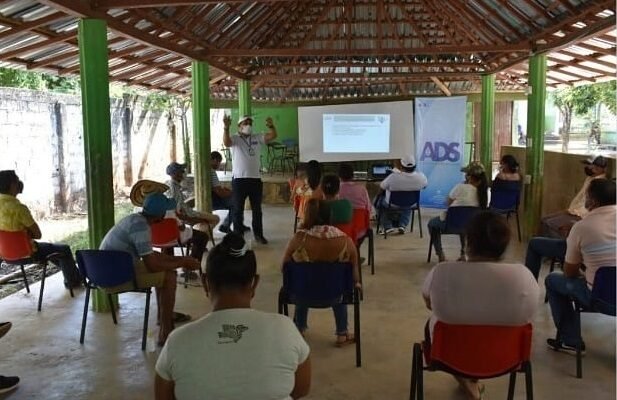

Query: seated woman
(422, 211), (539, 400)
(292, 160), (323, 223)
(427, 161), (488, 262)
(338, 163), (371, 238)
(493, 154), (521, 185)
(321, 174), (353, 225)
(155, 233), (311, 400)
(282, 199), (360, 346)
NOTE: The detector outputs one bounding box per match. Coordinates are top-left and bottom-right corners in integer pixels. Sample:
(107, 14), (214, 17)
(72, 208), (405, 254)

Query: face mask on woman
(240, 125), (253, 135)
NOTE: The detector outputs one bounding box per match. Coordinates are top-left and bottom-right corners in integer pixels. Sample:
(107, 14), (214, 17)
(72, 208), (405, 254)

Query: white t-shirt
(380, 170), (428, 203)
(230, 133), (266, 179)
(448, 183), (479, 207)
(156, 308), (310, 400)
(422, 261), (539, 335)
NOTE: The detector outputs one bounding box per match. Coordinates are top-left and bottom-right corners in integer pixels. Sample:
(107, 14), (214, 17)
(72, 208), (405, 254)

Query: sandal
(173, 312), (192, 324)
(335, 333), (355, 347)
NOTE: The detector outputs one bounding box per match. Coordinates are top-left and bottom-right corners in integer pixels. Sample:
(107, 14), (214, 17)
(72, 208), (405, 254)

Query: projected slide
(323, 114), (390, 153)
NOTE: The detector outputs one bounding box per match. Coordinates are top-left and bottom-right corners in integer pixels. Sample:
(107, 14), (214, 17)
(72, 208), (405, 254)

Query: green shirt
(327, 199), (353, 224)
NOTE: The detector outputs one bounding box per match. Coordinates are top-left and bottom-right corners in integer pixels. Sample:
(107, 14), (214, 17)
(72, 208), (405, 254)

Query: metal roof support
(78, 18), (116, 312)
(192, 61), (213, 213)
(523, 54), (547, 239)
(479, 74), (495, 171)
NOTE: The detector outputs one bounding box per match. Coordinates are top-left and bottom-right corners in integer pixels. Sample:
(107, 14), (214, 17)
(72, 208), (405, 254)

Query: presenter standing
(223, 114), (277, 244)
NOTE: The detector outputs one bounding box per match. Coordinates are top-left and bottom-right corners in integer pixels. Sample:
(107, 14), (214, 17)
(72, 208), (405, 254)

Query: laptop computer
(371, 164), (392, 180)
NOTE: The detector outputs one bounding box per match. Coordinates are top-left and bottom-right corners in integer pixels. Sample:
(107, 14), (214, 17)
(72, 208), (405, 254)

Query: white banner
(414, 96), (467, 208)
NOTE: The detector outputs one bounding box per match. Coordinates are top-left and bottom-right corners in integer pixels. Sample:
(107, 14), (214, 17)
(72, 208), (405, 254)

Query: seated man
(423, 211), (538, 399)
(544, 178), (616, 353)
(375, 155), (427, 235)
(100, 193), (200, 345)
(210, 151), (249, 234)
(0, 170), (82, 289)
(540, 155), (607, 238)
(165, 162), (220, 263)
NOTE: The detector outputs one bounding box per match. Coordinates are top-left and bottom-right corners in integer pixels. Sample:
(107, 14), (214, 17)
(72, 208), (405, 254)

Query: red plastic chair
(0, 230), (70, 311)
(150, 219), (190, 287)
(410, 322), (533, 400)
(352, 208), (375, 275)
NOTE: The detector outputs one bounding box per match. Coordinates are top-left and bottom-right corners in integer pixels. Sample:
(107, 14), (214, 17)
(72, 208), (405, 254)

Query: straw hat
(130, 180), (169, 206)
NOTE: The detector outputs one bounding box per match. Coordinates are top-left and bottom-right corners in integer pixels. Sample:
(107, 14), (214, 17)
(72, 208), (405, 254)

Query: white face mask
(240, 125), (253, 135)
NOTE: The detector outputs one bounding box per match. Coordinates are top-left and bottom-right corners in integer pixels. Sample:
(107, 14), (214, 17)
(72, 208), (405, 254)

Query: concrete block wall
(0, 88), (187, 217)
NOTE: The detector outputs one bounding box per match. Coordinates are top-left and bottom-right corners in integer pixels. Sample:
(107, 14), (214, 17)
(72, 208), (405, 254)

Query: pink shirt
(339, 181), (370, 210)
(566, 205), (616, 285)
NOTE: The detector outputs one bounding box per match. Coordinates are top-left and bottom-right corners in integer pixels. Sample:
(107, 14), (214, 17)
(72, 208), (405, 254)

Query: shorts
(102, 259), (166, 294)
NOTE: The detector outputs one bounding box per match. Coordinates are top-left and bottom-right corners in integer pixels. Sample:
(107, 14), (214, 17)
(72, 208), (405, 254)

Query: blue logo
(420, 142), (461, 162)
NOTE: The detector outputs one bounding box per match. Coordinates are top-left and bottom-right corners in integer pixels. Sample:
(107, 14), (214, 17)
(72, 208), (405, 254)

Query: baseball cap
(581, 155), (608, 168)
(461, 161), (486, 176)
(401, 155), (416, 168)
(238, 115), (253, 125)
(166, 162), (186, 176)
(142, 193), (177, 218)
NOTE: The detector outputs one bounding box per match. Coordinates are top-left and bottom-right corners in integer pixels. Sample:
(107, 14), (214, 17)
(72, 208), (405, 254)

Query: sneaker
(218, 225), (231, 234)
(397, 227), (406, 235)
(0, 322), (11, 339)
(241, 225), (251, 233)
(377, 228), (386, 235)
(254, 236), (268, 245)
(437, 252), (446, 263)
(385, 227), (397, 235)
(0, 375), (19, 394)
(547, 338), (586, 355)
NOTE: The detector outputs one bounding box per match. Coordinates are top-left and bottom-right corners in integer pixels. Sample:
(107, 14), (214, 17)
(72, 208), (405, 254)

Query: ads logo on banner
(420, 141), (461, 162)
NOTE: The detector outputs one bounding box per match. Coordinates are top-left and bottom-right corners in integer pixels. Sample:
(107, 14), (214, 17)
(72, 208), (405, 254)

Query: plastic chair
(76, 250), (152, 351)
(376, 191), (422, 239)
(490, 182), (522, 242)
(571, 266), (616, 378)
(267, 142), (287, 175)
(427, 206), (480, 262)
(410, 322), (533, 400)
(278, 261), (362, 367)
(0, 230), (73, 311)
(150, 218), (193, 288)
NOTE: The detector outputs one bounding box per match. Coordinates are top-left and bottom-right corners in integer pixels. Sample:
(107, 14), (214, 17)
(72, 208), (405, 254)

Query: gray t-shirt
(230, 133), (265, 179)
(156, 308), (310, 400)
(210, 169), (220, 188)
(99, 213), (153, 260)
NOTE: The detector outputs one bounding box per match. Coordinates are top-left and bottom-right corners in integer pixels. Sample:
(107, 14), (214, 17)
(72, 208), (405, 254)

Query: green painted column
(480, 74), (495, 170)
(192, 61), (212, 213)
(238, 80), (252, 117)
(523, 54), (547, 239)
(78, 19), (116, 312)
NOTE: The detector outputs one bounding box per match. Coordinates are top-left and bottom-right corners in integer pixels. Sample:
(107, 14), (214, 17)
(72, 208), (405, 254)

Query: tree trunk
(121, 94), (134, 187)
(168, 111), (177, 162)
(180, 101), (192, 173)
(560, 106), (572, 153)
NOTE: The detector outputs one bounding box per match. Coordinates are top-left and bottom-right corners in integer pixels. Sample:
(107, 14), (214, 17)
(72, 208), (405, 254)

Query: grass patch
(58, 201), (134, 251)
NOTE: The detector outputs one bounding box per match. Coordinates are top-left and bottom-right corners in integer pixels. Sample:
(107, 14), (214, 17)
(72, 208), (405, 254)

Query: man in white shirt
(540, 155), (607, 238)
(375, 155), (427, 234)
(223, 115), (277, 244)
(545, 178), (616, 353)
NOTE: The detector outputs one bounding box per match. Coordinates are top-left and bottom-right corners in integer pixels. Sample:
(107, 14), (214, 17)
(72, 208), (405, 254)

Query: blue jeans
(231, 178), (263, 237)
(212, 192), (232, 228)
(35, 242), (82, 287)
(294, 302), (348, 335)
(545, 271), (591, 346)
(427, 217), (464, 255)
(376, 198), (411, 230)
(524, 237), (567, 280)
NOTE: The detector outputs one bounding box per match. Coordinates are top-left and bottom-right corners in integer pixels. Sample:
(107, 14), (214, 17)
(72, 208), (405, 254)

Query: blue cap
(142, 193), (176, 218)
(166, 162), (186, 176)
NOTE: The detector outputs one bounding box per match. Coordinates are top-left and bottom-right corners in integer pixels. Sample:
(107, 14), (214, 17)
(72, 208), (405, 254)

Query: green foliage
(596, 80), (616, 114)
(0, 67), (45, 90)
(552, 81), (616, 116)
(0, 67), (79, 93)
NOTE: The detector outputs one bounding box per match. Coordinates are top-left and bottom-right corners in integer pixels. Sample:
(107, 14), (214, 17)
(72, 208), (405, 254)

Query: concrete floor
(0, 205), (614, 400)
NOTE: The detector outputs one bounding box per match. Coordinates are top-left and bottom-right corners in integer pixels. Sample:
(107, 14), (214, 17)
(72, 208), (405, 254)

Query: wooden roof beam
(0, 33), (74, 62)
(0, 12), (67, 41)
(93, 0), (311, 9)
(430, 76), (451, 96)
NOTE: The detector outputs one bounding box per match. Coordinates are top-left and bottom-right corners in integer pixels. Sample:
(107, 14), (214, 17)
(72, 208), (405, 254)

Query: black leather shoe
(254, 236), (268, 245)
(242, 225), (251, 232)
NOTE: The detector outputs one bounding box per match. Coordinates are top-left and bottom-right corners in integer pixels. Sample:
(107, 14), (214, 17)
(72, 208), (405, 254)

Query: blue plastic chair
(278, 261), (362, 367)
(572, 266), (616, 378)
(490, 181), (522, 242)
(76, 250), (152, 351)
(376, 190), (423, 238)
(427, 206), (480, 262)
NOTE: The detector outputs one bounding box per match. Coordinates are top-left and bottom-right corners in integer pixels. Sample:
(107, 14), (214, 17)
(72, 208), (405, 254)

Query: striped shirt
(566, 205), (616, 285)
(99, 213), (153, 261)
